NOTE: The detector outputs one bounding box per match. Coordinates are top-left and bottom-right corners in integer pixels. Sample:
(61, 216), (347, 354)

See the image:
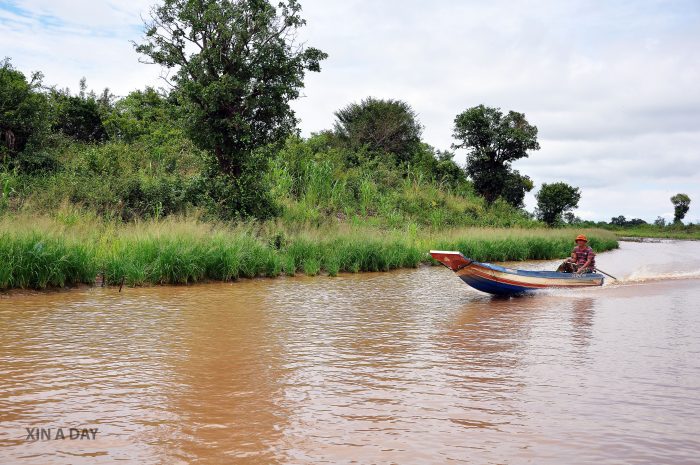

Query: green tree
(535, 182), (580, 226)
(0, 58), (50, 162)
(671, 193), (691, 223)
(333, 97), (423, 164)
(135, 0), (326, 217)
(50, 81), (108, 143)
(501, 170), (533, 209)
(403, 144), (468, 190)
(453, 105), (539, 205)
(610, 215), (627, 226)
(104, 87), (177, 143)
(563, 212), (581, 225)
(431, 149), (467, 189)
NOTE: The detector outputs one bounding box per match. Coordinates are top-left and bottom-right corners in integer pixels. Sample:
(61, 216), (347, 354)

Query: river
(1, 240), (699, 464)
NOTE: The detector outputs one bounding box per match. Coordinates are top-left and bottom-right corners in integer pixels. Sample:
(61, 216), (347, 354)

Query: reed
(0, 213), (619, 290)
(0, 231), (97, 289)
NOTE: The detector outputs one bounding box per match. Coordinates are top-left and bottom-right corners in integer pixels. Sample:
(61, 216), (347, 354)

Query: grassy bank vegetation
(573, 214), (699, 241)
(0, 123), (620, 291)
(1, 62), (621, 291)
(610, 226), (700, 240)
(573, 218), (700, 240)
(1, 133), (535, 228)
(0, 212), (618, 290)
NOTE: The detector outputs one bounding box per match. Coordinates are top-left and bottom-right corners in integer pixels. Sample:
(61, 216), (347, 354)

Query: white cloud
(292, 0), (700, 221)
(2, 0), (699, 221)
(10, 0), (151, 29)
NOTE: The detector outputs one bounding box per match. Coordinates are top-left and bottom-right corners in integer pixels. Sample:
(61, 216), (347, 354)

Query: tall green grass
(0, 213), (619, 290)
(427, 227), (619, 262)
(0, 232), (97, 289)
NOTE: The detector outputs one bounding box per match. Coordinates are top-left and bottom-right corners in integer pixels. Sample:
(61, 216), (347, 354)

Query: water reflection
(570, 298), (595, 348)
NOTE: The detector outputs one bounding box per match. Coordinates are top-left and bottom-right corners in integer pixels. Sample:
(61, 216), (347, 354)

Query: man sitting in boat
(557, 234), (596, 273)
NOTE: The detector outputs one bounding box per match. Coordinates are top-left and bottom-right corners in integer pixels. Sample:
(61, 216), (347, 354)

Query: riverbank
(612, 227), (700, 240)
(0, 213), (618, 290)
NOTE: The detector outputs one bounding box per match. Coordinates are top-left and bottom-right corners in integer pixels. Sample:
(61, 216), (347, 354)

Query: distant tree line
(610, 216), (648, 227)
(603, 194), (693, 228)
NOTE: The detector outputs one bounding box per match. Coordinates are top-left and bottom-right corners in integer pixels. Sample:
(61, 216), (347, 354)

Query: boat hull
(430, 250), (604, 296)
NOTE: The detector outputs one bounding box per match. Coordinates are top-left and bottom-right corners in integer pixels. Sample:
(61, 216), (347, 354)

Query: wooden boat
(430, 250), (604, 296)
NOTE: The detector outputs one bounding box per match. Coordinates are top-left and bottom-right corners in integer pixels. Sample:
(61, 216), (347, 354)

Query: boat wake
(447, 241), (700, 297)
(620, 268), (700, 284)
(524, 267), (700, 298)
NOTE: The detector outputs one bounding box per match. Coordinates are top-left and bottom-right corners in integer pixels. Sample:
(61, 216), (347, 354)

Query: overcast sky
(2, 0), (699, 222)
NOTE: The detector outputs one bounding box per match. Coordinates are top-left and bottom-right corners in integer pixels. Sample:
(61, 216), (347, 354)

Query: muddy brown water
(1, 241), (699, 464)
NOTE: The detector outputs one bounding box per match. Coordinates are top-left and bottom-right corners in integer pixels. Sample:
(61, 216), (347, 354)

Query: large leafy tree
(333, 97), (423, 164)
(135, 0), (327, 183)
(671, 193), (691, 223)
(0, 58), (49, 162)
(535, 182), (581, 226)
(453, 105), (539, 205)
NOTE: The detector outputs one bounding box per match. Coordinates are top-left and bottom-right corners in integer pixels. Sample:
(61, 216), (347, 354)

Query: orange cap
(575, 234), (588, 242)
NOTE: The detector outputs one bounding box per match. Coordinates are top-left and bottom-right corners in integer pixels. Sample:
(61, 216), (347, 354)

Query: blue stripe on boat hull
(460, 274), (535, 296)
